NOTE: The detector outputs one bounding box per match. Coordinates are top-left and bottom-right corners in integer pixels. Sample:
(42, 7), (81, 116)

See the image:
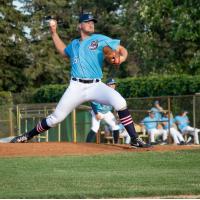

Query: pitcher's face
(79, 21), (95, 35)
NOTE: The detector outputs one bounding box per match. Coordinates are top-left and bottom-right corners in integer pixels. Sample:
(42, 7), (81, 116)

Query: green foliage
(117, 75), (200, 98)
(0, 0), (30, 92)
(0, 91), (13, 105)
(123, 0), (200, 75)
(30, 75), (200, 104)
(33, 84), (67, 103)
(1, 1), (200, 92)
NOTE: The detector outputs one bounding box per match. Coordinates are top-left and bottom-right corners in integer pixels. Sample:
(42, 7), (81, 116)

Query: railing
(0, 94), (200, 141)
(126, 94), (200, 129)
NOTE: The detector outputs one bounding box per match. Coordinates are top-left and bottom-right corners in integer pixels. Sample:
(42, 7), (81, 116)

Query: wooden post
(72, 109), (77, 143)
(16, 105), (20, 135)
(44, 106), (49, 142)
(167, 96), (171, 143)
(9, 107), (13, 136)
(193, 95), (196, 128)
(58, 123), (61, 142)
(96, 130), (100, 144)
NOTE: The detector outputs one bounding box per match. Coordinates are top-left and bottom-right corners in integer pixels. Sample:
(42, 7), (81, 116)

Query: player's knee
(116, 98), (127, 111)
(46, 112), (66, 127)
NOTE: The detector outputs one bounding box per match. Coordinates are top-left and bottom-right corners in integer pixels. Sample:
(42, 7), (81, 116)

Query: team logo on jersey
(88, 40), (98, 50)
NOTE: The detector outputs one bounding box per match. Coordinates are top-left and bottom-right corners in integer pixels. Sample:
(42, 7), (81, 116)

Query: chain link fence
(0, 94), (200, 142)
(127, 94), (200, 129)
(0, 105), (15, 138)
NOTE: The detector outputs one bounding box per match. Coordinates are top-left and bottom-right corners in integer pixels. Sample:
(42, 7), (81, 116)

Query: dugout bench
(96, 123), (148, 144)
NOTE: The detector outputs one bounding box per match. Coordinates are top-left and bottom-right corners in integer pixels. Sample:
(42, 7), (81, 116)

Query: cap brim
(81, 19), (97, 23)
(107, 82), (116, 85)
(148, 111), (154, 113)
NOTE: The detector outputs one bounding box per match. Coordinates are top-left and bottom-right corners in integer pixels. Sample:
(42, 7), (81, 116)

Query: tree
(2, 0), (200, 93)
(123, 0), (200, 75)
(0, 0), (30, 92)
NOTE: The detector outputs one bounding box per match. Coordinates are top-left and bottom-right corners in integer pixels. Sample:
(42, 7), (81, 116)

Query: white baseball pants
(46, 80), (127, 127)
(147, 128), (168, 143)
(119, 129), (131, 144)
(182, 126), (200, 144)
(167, 127), (185, 144)
(90, 110), (119, 133)
(104, 124), (131, 144)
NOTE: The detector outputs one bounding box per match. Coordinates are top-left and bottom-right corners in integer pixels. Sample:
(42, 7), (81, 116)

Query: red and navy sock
(117, 108), (138, 139)
(26, 118), (51, 138)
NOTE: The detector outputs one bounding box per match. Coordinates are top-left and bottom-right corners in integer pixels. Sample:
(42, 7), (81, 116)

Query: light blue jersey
(64, 34), (120, 79)
(150, 107), (162, 120)
(91, 101), (113, 114)
(161, 117), (174, 129)
(141, 116), (158, 131)
(174, 115), (189, 131)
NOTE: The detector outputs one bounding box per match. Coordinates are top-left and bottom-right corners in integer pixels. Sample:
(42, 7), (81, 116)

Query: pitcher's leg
(88, 82), (150, 147)
(11, 81), (86, 143)
(103, 112), (119, 131)
(46, 81), (86, 127)
(89, 83), (138, 139)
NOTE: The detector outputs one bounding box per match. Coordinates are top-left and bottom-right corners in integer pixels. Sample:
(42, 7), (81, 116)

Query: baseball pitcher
(11, 13), (150, 148)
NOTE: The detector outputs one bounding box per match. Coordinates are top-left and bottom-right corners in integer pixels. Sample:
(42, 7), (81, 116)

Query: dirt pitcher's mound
(0, 142), (199, 157)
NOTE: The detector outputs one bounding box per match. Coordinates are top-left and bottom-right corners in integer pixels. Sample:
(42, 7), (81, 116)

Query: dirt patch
(0, 142), (199, 157)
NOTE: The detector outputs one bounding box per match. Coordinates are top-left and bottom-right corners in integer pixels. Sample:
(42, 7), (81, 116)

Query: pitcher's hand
(49, 19), (57, 34)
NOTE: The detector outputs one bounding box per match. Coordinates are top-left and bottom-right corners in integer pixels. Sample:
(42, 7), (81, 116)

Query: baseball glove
(103, 46), (120, 65)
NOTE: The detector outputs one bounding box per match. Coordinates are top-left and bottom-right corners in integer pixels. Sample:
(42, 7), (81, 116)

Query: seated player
(141, 110), (168, 145)
(161, 111), (185, 145)
(174, 111), (199, 145)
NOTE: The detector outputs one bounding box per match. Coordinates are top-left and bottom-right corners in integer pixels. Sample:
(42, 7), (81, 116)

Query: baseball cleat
(178, 141), (186, 145)
(159, 140), (168, 145)
(131, 137), (151, 148)
(10, 133), (32, 143)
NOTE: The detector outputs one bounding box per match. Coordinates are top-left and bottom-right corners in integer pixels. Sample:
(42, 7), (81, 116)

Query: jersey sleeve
(91, 102), (101, 114)
(99, 35), (120, 50)
(64, 43), (72, 57)
(106, 39), (120, 50)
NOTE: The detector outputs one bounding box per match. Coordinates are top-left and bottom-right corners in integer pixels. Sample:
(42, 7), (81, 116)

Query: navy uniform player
(11, 13), (150, 148)
(86, 78), (120, 144)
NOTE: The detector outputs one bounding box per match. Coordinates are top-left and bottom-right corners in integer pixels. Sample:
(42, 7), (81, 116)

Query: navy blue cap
(79, 13), (97, 23)
(106, 78), (116, 85)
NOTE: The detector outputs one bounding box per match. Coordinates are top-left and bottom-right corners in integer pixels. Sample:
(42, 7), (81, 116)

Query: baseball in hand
(49, 19), (56, 26)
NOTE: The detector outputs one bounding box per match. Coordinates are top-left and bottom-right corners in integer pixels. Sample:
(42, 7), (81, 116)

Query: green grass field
(0, 149), (200, 198)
